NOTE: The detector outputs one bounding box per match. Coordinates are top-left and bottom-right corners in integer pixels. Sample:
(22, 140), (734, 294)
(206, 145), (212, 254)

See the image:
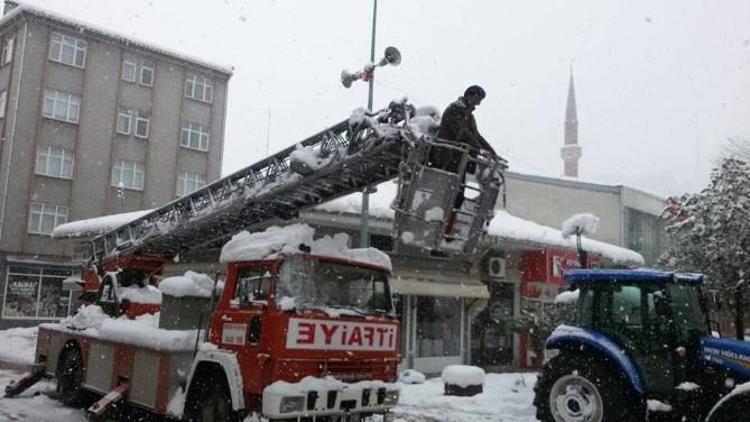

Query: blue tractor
(533, 269), (750, 422)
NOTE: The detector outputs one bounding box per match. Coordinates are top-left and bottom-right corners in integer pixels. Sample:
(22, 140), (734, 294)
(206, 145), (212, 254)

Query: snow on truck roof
(219, 224), (392, 271)
(564, 268), (704, 284)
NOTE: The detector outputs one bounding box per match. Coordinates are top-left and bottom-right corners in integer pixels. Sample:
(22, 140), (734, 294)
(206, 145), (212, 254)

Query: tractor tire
(533, 353), (646, 422)
(56, 343), (86, 407)
(184, 372), (239, 422)
(705, 387), (750, 422)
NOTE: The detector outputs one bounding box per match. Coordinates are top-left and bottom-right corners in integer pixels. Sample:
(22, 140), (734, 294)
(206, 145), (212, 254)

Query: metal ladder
(89, 103), (414, 263)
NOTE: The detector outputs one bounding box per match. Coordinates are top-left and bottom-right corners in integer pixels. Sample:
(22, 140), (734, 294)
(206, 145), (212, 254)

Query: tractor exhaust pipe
(735, 279), (746, 341)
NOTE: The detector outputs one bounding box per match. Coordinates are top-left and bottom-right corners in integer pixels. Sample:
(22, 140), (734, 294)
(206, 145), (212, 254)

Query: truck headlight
(279, 396), (305, 413)
(383, 390), (399, 406)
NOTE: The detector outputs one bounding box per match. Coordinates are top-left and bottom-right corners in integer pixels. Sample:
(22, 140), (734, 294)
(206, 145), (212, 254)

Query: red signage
(521, 250), (598, 301)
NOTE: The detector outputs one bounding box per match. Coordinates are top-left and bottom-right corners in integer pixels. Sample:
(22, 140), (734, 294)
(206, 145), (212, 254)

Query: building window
(1, 36), (14, 65)
(140, 60), (154, 86)
(121, 53), (137, 82)
(111, 159), (145, 191)
(416, 297), (462, 357)
(176, 171), (206, 196)
(184, 73), (213, 103)
(134, 110), (150, 138)
(180, 121), (209, 151)
(35, 145), (74, 179)
(116, 107), (131, 134)
(1, 265), (74, 319)
(42, 89), (80, 123)
(0, 90), (6, 119)
(28, 202), (68, 235)
(48, 32), (86, 68)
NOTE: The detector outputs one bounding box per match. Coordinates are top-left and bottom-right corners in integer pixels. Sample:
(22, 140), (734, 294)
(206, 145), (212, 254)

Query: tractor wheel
(533, 353), (646, 422)
(184, 372), (239, 422)
(56, 343), (86, 407)
(705, 387), (750, 422)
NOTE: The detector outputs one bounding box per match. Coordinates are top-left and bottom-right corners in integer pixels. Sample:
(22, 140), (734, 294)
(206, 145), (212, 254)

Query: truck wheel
(184, 373), (238, 422)
(57, 344), (85, 407)
(534, 354), (645, 422)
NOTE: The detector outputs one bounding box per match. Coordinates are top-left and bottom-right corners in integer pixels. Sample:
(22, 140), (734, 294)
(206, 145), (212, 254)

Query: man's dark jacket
(431, 97), (495, 172)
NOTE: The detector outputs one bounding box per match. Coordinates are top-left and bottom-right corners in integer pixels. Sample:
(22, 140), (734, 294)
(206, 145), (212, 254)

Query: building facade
(0, 2), (231, 327)
(503, 172), (669, 265)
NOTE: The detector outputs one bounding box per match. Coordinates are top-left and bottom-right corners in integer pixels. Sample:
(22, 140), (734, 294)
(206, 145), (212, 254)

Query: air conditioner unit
(488, 257), (506, 280)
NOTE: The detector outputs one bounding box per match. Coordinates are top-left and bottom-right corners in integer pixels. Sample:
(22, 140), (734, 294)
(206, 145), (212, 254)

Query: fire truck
(5, 101), (506, 421)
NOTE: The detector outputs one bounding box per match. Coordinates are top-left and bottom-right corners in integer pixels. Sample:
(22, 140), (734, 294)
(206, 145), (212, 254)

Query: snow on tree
(661, 158), (750, 312)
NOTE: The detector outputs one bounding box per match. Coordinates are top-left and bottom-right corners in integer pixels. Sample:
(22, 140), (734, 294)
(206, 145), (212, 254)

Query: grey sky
(23, 0), (750, 196)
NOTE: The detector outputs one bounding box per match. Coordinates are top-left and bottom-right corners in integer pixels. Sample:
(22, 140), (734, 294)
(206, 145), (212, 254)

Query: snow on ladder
(89, 102), (414, 263)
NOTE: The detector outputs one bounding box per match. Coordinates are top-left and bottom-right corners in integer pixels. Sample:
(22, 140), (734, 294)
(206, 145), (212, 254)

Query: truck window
(233, 268), (273, 306)
(277, 255), (391, 314)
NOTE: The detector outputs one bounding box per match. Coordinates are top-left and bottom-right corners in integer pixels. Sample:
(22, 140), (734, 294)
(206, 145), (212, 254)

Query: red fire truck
(5, 102), (506, 421)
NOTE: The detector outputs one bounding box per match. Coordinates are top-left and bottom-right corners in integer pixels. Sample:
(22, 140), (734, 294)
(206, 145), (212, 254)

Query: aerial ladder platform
(87, 101), (506, 268)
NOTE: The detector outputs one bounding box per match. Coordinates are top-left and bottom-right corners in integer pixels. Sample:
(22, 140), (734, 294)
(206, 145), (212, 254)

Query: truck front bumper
(262, 378), (399, 420)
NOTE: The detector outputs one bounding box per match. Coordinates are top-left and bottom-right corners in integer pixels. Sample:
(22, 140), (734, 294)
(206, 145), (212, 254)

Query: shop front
(0, 257), (79, 328)
(390, 272), (489, 375)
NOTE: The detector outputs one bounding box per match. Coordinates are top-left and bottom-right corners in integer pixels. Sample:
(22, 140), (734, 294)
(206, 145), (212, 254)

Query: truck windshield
(277, 255), (391, 314)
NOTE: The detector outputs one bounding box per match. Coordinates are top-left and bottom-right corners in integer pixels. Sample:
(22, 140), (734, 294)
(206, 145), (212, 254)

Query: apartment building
(0, 2), (232, 327)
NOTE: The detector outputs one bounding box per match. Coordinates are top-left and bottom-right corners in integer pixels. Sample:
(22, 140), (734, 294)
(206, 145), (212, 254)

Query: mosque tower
(561, 68), (582, 177)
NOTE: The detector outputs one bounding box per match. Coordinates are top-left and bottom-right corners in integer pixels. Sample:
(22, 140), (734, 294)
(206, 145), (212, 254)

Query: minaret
(561, 68), (582, 177)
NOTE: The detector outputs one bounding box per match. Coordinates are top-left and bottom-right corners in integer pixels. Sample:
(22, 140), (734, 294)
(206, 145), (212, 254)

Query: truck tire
(534, 354), (645, 422)
(56, 343), (86, 407)
(184, 372), (239, 422)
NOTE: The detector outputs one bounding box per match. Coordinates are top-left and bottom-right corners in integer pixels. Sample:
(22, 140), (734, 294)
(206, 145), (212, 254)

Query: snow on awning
(52, 209), (153, 239)
(389, 276), (489, 299)
(487, 210), (644, 266)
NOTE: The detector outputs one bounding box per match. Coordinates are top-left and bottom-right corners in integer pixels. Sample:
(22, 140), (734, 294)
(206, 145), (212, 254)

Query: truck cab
(212, 253), (399, 394)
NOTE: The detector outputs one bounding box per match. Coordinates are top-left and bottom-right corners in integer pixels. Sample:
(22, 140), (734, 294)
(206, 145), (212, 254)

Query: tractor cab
(565, 269), (709, 396)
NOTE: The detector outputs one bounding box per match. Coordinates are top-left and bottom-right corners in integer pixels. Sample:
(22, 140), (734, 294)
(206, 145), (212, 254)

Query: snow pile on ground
(0, 326), (38, 366)
(554, 289), (580, 304)
(399, 369), (426, 384)
(442, 365), (485, 388)
(219, 224), (392, 270)
(119, 284), (162, 304)
(159, 271), (215, 298)
(396, 373), (537, 422)
(51, 209), (153, 239)
(561, 213), (600, 239)
(488, 210), (644, 266)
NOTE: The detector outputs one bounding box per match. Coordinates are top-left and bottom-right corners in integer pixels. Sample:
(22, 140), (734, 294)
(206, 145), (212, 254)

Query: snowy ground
(0, 327), (539, 421)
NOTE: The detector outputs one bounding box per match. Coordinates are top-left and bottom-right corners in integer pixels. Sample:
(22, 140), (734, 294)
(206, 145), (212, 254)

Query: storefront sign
(521, 250), (598, 301)
(286, 318), (397, 351)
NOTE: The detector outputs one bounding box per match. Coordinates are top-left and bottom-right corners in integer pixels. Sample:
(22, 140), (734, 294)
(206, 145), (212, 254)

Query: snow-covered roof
(51, 209), (153, 239)
(1, 2), (233, 75)
(487, 211), (644, 266)
(219, 224), (393, 271)
(311, 180), (644, 266)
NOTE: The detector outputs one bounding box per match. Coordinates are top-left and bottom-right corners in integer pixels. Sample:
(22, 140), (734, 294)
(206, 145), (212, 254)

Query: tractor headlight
(279, 396), (305, 413)
(383, 390), (399, 406)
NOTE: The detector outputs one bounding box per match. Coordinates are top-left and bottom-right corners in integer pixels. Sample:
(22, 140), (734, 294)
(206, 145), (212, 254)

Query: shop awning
(389, 276), (489, 299)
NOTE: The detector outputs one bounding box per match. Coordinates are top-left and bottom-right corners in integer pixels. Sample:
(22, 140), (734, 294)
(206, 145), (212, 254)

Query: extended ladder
(90, 103), (413, 262)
